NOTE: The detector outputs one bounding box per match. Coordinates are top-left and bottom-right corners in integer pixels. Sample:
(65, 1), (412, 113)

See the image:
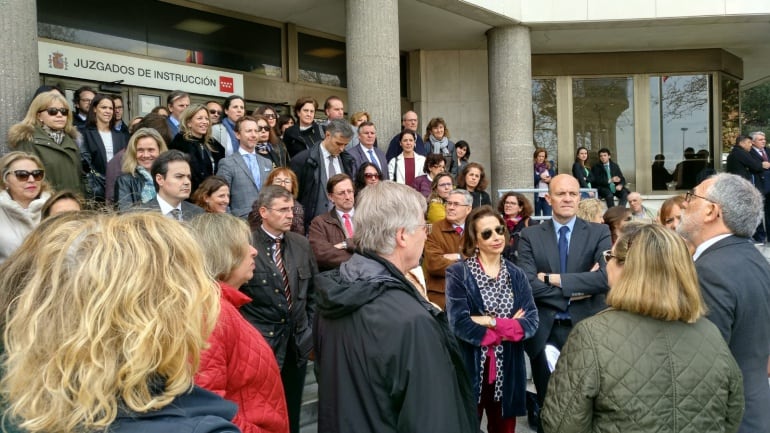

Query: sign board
(38, 40), (244, 97)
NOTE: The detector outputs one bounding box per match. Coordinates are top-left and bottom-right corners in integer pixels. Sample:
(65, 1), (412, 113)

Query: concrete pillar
(346, 0), (401, 143)
(0, 0), (38, 155)
(487, 25), (533, 198)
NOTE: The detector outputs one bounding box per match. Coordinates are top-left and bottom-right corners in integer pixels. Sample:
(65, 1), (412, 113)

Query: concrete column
(0, 0), (38, 155)
(487, 25), (533, 198)
(346, 0), (401, 142)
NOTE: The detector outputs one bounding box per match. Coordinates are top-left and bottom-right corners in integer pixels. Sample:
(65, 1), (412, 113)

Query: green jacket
(8, 124), (82, 194)
(543, 309), (744, 433)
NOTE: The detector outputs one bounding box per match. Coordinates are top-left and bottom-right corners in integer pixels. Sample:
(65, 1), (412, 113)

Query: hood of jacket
(316, 252), (412, 319)
(8, 123), (79, 147)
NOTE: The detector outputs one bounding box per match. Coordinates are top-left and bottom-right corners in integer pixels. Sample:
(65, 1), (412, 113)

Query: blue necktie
(368, 149), (380, 169)
(246, 154), (260, 187)
(558, 225), (569, 273)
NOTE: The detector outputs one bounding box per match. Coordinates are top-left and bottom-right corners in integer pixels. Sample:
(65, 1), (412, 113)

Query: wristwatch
(341, 240), (348, 250)
(544, 274), (550, 285)
(489, 317), (497, 328)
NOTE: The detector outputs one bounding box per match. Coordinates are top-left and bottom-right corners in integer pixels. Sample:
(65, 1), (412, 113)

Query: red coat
(196, 282), (290, 433)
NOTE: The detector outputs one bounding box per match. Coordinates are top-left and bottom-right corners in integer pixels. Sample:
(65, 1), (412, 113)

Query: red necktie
(343, 213), (354, 237)
(455, 226), (463, 236)
(761, 148), (768, 162)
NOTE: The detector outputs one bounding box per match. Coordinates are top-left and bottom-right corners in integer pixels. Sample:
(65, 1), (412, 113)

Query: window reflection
(649, 75), (711, 190)
(533, 79), (557, 164)
(298, 33), (346, 88)
(573, 78), (635, 189)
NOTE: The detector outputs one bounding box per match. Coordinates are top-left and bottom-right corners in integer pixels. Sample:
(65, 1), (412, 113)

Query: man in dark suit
(677, 173), (770, 433)
(240, 185), (318, 433)
(140, 149), (204, 221)
(290, 119), (356, 232)
(217, 115), (275, 218)
(346, 121), (389, 179)
(517, 174), (611, 427)
(726, 135), (766, 184)
(748, 131), (770, 242)
(590, 147), (629, 208)
(385, 111), (428, 160)
(72, 86), (95, 129)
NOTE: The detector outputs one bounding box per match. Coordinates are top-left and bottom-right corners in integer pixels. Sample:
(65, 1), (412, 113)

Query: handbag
(81, 150), (105, 202)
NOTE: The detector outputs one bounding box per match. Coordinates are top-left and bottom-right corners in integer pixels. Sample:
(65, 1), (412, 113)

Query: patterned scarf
(137, 166), (156, 203)
(429, 135), (450, 156)
(41, 124), (65, 145)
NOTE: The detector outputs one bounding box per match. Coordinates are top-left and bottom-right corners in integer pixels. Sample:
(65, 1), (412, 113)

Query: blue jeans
(535, 197), (552, 217)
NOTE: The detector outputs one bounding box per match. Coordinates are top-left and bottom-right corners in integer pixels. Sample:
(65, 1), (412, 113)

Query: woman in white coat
(388, 129), (426, 189)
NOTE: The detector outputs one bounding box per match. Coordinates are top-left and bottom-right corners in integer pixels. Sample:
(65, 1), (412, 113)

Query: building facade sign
(38, 40), (244, 97)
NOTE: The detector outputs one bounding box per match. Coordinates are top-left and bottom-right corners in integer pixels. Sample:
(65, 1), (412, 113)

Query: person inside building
(8, 90), (82, 193)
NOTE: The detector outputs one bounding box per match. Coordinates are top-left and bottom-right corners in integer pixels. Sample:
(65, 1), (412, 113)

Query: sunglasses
(11, 169), (45, 181)
(602, 249), (623, 263)
(480, 225), (506, 240)
(257, 126), (271, 132)
(209, 109), (222, 116)
(364, 173), (379, 179)
(264, 113), (277, 119)
(38, 107), (69, 116)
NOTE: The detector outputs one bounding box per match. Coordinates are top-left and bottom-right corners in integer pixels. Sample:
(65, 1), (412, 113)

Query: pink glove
(487, 346), (497, 383)
(495, 318), (525, 342)
(480, 329), (501, 346)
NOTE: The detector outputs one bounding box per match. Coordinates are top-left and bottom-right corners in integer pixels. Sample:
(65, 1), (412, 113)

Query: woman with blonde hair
(248, 167), (305, 235)
(114, 127), (168, 210)
(189, 213), (289, 433)
(2, 212), (238, 433)
(169, 104), (226, 193)
(543, 223), (744, 433)
(577, 198), (605, 223)
(7, 90), (82, 192)
(0, 152), (51, 264)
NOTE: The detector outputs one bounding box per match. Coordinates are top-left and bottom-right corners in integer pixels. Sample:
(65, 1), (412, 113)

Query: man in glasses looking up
(677, 173), (770, 433)
(517, 174), (612, 431)
(424, 189), (473, 309)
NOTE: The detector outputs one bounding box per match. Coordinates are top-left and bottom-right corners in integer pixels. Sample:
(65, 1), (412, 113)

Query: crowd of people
(0, 85), (768, 433)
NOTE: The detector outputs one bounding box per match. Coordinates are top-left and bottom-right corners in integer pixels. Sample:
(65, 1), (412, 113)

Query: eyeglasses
(257, 126), (271, 132)
(266, 206), (293, 215)
(38, 107), (69, 116)
(445, 201), (470, 208)
(437, 182), (453, 188)
(418, 223), (433, 235)
(10, 169), (45, 181)
(209, 109), (222, 116)
(602, 249), (624, 264)
(273, 178), (293, 186)
(480, 225), (506, 240)
(364, 173), (379, 179)
(685, 191), (716, 204)
(264, 113), (277, 119)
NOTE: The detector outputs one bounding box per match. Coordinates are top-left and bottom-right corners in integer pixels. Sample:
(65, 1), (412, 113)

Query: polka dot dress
(467, 256), (514, 401)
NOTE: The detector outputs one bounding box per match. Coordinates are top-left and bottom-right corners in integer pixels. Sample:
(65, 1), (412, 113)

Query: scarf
(429, 135), (450, 156)
(534, 162), (549, 175)
(41, 124), (65, 145)
(221, 117), (239, 151)
(137, 166), (156, 203)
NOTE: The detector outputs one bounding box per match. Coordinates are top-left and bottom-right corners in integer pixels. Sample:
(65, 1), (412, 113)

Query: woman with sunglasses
(542, 223), (744, 433)
(248, 167), (305, 236)
(426, 172), (454, 224)
(446, 205), (538, 433)
(8, 90), (82, 193)
(0, 152), (51, 264)
(354, 162), (383, 195)
(254, 106), (289, 167)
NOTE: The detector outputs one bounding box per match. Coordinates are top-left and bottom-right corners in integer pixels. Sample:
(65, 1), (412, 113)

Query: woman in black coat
(571, 146), (595, 198)
(169, 104), (225, 194)
(79, 93), (128, 176)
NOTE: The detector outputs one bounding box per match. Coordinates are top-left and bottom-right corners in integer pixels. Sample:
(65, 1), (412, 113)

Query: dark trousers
(598, 186), (629, 208)
(530, 319), (573, 407)
(478, 356), (516, 433)
(753, 192), (770, 242)
(281, 339), (307, 433)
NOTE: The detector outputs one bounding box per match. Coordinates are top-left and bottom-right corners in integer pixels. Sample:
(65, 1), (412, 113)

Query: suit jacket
(346, 144), (389, 180)
(517, 218), (611, 356)
(590, 160), (625, 194)
(308, 209), (354, 271)
(726, 145), (764, 186)
(748, 146), (770, 194)
(571, 161), (594, 188)
(290, 143), (356, 231)
(695, 235), (770, 433)
(240, 228), (318, 369)
(423, 218), (464, 309)
(79, 126), (128, 175)
(283, 123), (324, 158)
(217, 152), (274, 219)
(134, 197), (204, 221)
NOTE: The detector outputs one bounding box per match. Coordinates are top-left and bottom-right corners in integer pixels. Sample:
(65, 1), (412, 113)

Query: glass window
(721, 75), (740, 156)
(573, 78), (636, 189)
(297, 33), (346, 88)
(37, 0), (282, 76)
(532, 79), (557, 164)
(649, 75), (711, 190)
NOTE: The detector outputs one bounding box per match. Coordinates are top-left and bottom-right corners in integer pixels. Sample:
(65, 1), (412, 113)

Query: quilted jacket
(542, 309), (744, 433)
(196, 282), (289, 433)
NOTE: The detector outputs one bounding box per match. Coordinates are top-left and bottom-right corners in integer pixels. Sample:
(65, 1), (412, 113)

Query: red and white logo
(219, 76), (234, 93)
(49, 52), (68, 70)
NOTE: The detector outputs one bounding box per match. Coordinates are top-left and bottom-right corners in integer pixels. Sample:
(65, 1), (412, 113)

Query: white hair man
(314, 181), (477, 433)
